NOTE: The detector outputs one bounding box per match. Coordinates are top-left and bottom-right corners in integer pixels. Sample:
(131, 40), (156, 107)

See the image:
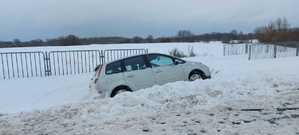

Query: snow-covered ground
(0, 42), (223, 58)
(0, 42), (299, 135)
(0, 42), (223, 113)
(0, 74), (92, 113)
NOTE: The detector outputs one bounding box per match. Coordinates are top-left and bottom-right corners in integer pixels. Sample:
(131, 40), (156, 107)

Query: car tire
(110, 86), (131, 98)
(189, 70), (205, 81)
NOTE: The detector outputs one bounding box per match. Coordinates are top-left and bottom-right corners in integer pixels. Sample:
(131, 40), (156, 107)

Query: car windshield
(148, 54), (174, 67)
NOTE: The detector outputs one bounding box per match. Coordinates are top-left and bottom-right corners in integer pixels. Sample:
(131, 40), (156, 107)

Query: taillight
(94, 65), (103, 83)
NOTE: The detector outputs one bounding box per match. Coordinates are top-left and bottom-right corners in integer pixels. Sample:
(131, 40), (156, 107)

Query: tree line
(0, 17), (298, 48)
(255, 17), (299, 47)
(0, 30), (255, 48)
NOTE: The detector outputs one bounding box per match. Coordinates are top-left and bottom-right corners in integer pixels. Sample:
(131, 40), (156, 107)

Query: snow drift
(0, 56), (299, 135)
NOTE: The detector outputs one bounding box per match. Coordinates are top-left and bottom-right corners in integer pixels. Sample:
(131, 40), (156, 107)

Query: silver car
(90, 53), (211, 98)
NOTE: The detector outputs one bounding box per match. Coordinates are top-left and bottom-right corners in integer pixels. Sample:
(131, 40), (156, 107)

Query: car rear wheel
(116, 89), (128, 95)
(111, 86), (131, 98)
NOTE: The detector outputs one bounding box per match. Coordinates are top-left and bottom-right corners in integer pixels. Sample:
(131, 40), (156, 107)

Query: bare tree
(177, 30), (194, 37)
(282, 17), (290, 32)
(13, 39), (21, 45)
(58, 34), (81, 46)
(255, 17), (299, 44)
(146, 35), (154, 43)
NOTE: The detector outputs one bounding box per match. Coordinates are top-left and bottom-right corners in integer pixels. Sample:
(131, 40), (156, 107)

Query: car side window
(124, 56), (147, 72)
(105, 61), (123, 75)
(148, 54), (174, 67)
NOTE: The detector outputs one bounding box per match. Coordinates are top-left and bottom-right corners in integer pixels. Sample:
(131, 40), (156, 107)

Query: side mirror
(174, 59), (181, 65)
(174, 58), (185, 65)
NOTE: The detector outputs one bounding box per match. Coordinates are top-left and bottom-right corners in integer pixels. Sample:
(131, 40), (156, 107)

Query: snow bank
(0, 74), (93, 113)
(0, 56), (298, 135)
(0, 42), (299, 134)
(0, 42), (223, 113)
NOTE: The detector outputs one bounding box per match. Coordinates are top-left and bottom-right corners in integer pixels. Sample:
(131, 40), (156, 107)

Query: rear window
(123, 56), (147, 72)
(105, 61), (123, 75)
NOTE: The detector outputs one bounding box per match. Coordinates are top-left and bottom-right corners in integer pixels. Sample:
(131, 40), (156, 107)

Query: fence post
(44, 52), (52, 76)
(223, 45), (228, 56)
(100, 50), (105, 64)
(248, 45), (252, 60)
(223, 45), (226, 56)
(0, 53), (5, 80)
(273, 45), (277, 58)
(296, 48), (299, 56)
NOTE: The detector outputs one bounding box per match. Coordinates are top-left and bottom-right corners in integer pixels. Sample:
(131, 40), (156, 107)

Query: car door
(147, 54), (185, 85)
(103, 60), (126, 93)
(122, 55), (156, 90)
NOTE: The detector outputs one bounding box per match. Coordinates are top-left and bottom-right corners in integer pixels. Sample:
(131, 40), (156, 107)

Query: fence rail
(223, 44), (249, 56)
(48, 50), (104, 76)
(104, 49), (148, 63)
(0, 52), (46, 79)
(223, 43), (299, 60)
(0, 48), (148, 79)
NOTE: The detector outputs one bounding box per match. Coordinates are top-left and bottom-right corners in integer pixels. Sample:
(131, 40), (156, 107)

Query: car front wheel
(189, 73), (201, 81)
(188, 70), (206, 81)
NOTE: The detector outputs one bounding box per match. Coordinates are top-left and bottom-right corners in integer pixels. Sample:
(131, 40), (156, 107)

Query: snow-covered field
(0, 42), (299, 135)
(0, 42), (223, 113)
(0, 42), (222, 57)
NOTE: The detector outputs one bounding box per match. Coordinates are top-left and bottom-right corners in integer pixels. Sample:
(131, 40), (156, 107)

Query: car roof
(94, 53), (182, 71)
(105, 53), (169, 64)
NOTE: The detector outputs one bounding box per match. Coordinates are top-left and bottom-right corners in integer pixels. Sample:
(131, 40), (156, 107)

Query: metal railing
(223, 44), (249, 56)
(48, 50), (104, 76)
(0, 48), (148, 79)
(0, 52), (46, 79)
(104, 49), (148, 63)
(248, 44), (298, 60)
(223, 43), (299, 60)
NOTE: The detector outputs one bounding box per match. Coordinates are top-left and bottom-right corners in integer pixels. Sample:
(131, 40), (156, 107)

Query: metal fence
(104, 49), (148, 63)
(249, 44), (298, 60)
(223, 44), (249, 56)
(48, 50), (104, 76)
(223, 43), (299, 60)
(0, 48), (148, 79)
(0, 52), (46, 79)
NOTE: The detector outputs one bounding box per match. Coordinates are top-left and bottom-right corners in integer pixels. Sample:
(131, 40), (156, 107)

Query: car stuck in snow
(90, 53), (211, 97)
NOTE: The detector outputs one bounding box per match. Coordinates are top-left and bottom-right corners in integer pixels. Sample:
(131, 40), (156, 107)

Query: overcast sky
(0, 0), (298, 41)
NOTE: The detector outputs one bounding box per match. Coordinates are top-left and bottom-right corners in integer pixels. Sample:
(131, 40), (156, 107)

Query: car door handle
(127, 75), (134, 78)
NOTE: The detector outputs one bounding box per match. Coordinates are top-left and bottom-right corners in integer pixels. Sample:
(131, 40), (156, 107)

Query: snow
(0, 42), (299, 135)
(0, 42), (223, 58)
(0, 74), (92, 113)
(0, 42), (223, 113)
(0, 42), (222, 79)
